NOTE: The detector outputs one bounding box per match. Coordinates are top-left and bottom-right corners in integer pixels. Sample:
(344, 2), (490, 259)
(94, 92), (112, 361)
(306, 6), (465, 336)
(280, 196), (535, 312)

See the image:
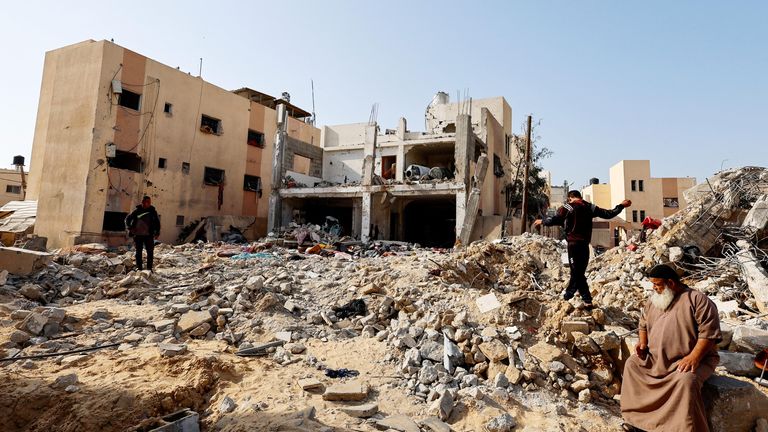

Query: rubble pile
(0, 166), (767, 431)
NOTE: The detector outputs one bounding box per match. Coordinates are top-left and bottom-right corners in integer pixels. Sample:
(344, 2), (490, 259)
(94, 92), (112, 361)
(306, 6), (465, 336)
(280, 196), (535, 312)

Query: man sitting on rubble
(533, 191), (630, 309)
(621, 264), (721, 432)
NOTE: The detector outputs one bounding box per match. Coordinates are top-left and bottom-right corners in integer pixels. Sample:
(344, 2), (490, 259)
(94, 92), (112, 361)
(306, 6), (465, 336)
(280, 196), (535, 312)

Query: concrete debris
(376, 414), (421, 432)
(219, 396), (236, 413)
(322, 382), (368, 401)
(339, 402), (378, 418)
(484, 413), (517, 432)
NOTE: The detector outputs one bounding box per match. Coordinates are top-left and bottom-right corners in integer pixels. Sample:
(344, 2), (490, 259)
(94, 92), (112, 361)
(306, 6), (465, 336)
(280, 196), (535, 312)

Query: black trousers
(565, 241), (591, 303)
(134, 235), (154, 270)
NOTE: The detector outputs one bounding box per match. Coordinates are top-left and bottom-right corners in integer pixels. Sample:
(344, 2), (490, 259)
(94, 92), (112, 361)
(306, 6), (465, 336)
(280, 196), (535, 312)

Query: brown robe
(621, 287), (721, 432)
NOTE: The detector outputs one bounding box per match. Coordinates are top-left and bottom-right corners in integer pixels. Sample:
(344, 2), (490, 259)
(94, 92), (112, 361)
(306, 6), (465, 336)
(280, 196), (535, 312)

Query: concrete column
(362, 124), (377, 186)
(455, 189), (466, 239)
(454, 114), (472, 189)
(395, 145), (405, 182)
(267, 103), (288, 234)
(361, 192), (372, 243)
(352, 198), (362, 239)
(396, 117), (407, 140)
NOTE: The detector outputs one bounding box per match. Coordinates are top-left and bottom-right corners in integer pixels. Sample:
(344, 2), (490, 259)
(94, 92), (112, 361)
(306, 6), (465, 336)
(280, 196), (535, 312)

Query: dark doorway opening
(403, 197), (455, 247)
(289, 198), (355, 238)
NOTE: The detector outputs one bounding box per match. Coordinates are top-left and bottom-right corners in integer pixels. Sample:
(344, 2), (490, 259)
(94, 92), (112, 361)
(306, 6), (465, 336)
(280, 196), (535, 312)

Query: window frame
(118, 89), (141, 111)
(203, 166), (226, 186)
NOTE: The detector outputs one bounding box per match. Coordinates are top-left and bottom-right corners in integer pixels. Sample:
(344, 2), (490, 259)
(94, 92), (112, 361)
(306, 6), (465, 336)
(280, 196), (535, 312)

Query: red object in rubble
(641, 217), (662, 230)
(627, 243), (638, 251)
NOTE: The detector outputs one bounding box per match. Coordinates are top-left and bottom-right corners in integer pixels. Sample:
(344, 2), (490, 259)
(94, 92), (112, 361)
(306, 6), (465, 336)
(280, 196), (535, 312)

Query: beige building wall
(581, 183), (611, 209)
(0, 169), (26, 206)
(28, 40), (319, 248)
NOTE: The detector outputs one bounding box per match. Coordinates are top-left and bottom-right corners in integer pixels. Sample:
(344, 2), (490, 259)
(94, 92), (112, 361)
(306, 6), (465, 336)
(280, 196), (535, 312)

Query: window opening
(204, 167), (225, 185)
(200, 115), (222, 135)
(631, 180), (637, 191)
(640, 210), (646, 221)
(5, 185), (21, 194)
(639, 180), (644, 192)
(247, 129), (265, 147)
(118, 89), (141, 111)
(102, 211), (128, 231)
(182, 162), (190, 174)
(176, 215), (185, 226)
(632, 210), (638, 223)
(109, 150), (142, 172)
(158, 158), (167, 169)
(244, 175), (262, 193)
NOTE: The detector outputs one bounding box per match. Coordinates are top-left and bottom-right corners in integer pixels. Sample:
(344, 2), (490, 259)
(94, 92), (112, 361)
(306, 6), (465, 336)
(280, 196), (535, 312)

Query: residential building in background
(581, 159), (696, 248)
(27, 40), (319, 248)
(0, 168), (27, 206)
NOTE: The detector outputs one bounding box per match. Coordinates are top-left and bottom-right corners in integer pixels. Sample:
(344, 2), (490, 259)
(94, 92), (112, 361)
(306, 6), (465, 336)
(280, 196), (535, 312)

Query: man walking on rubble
(620, 264), (721, 431)
(533, 191), (631, 309)
(125, 196), (161, 271)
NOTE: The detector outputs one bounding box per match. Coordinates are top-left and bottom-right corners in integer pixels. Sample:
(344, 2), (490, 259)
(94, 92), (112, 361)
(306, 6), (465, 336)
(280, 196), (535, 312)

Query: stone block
(718, 351), (762, 377)
(730, 326), (768, 353)
(376, 414), (420, 432)
(479, 339), (508, 362)
(527, 341), (563, 364)
(420, 416), (453, 432)
(176, 310), (212, 333)
(560, 321), (590, 340)
(339, 402), (378, 418)
(704, 375), (768, 432)
(322, 382), (368, 401)
(476, 293), (502, 314)
(158, 343), (187, 357)
(297, 378), (323, 391)
(0, 247), (52, 275)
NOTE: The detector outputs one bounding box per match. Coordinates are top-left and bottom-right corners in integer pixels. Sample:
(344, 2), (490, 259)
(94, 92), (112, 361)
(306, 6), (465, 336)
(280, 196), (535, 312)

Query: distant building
(582, 160), (696, 248)
(0, 168), (26, 207)
(27, 40), (319, 248)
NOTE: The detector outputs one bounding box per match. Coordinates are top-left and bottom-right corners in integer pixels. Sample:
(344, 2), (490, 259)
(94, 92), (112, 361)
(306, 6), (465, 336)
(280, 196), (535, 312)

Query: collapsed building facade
(274, 94), (521, 247)
(26, 40), (320, 248)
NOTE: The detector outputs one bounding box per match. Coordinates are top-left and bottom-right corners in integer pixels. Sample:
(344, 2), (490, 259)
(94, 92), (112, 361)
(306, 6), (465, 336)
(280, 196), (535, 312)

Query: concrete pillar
(395, 145), (405, 182)
(454, 114), (472, 189)
(352, 198), (362, 239)
(362, 124), (377, 186)
(268, 103), (288, 234)
(396, 117), (407, 140)
(361, 192), (372, 243)
(455, 189), (466, 239)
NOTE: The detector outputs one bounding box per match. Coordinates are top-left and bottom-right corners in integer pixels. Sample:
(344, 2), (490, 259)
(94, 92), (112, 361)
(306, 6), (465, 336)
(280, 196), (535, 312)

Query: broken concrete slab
(322, 382), (368, 401)
(704, 375), (768, 432)
(0, 247), (52, 276)
(176, 310), (213, 333)
(527, 341), (563, 364)
(735, 246), (768, 314)
(476, 293), (502, 314)
(158, 343), (187, 357)
(376, 414), (421, 432)
(560, 321), (590, 340)
(743, 195), (768, 231)
(338, 402), (378, 418)
(420, 416), (453, 432)
(478, 339), (508, 362)
(730, 325), (768, 353)
(718, 351), (762, 377)
(297, 378), (323, 391)
(16, 312), (48, 335)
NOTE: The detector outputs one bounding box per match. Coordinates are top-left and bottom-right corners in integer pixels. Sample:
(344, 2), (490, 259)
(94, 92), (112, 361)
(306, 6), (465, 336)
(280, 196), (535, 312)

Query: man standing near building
(125, 196), (161, 271)
(620, 264), (721, 431)
(533, 191), (630, 308)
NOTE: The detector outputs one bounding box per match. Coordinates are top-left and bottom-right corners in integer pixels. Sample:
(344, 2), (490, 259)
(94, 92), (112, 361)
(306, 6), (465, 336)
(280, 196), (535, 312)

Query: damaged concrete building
(26, 40), (319, 248)
(274, 93), (521, 247)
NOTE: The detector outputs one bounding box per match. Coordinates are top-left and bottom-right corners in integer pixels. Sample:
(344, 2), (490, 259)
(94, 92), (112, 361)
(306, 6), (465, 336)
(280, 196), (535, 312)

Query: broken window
(243, 175), (262, 192)
(663, 197), (679, 208)
(5, 185), (21, 194)
(381, 156), (397, 179)
(632, 210), (638, 223)
(247, 129), (265, 148)
(638, 180), (644, 192)
(164, 102), (173, 115)
(158, 158), (167, 169)
(293, 154), (311, 175)
(109, 150), (142, 172)
(176, 215), (185, 226)
(640, 210), (646, 221)
(200, 115), (222, 135)
(118, 89), (141, 111)
(493, 154), (504, 177)
(631, 180), (637, 192)
(182, 162), (190, 174)
(102, 211), (128, 232)
(204, 166), (225, 185)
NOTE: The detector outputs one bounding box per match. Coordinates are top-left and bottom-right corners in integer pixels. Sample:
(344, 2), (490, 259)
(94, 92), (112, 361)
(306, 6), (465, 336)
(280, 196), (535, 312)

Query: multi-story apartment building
(27, 40), (319, 248)
(582, 160), (695, 247)
(0, 168), (26, 206)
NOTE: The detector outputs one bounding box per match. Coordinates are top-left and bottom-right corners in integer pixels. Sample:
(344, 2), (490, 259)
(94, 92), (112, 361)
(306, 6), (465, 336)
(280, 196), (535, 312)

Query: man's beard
(650, 287), (676, 311)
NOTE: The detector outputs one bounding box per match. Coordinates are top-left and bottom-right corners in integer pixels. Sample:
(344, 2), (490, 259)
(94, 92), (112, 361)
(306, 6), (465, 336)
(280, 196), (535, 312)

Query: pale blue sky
(1, 1), (765, 186)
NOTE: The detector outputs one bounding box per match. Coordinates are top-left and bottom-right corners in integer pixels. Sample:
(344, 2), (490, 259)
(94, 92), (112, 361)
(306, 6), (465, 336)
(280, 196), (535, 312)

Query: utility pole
(267, 101), (288, 234)
(520, 115), (532, 234)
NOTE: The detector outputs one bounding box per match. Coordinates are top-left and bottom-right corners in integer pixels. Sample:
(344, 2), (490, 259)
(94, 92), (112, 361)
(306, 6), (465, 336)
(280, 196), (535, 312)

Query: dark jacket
(543, 199), (624, 243)
(125, 205), (161, 237)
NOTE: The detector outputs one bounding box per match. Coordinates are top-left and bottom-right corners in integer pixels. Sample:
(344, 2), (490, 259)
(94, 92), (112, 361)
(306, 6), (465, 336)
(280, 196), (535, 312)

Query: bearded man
(621, 264), (721, 432)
